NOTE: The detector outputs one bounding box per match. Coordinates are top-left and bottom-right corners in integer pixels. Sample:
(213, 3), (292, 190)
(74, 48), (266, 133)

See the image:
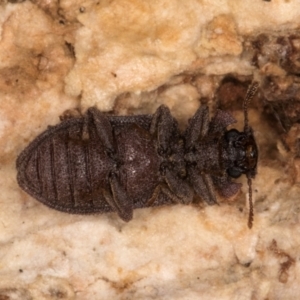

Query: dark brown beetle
(16, 83), (258, 227)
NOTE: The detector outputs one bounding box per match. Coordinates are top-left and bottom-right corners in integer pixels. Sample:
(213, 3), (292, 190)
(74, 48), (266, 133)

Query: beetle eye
(225, 129), (239, 142)
(227, 167), (242, 178)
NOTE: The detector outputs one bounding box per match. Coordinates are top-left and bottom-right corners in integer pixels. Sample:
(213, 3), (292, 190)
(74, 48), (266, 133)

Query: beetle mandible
(16, 83), (258, 228)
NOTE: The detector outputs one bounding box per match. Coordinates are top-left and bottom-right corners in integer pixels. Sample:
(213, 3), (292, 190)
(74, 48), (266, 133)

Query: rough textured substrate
(0, 0), (300, 299)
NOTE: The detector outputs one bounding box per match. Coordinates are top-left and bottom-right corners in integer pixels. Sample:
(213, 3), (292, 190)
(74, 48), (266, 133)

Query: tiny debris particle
(269, 239), (295, 283)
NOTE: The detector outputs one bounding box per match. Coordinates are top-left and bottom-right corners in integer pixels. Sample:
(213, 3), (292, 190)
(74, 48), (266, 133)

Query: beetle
(16, 83), (258, 228)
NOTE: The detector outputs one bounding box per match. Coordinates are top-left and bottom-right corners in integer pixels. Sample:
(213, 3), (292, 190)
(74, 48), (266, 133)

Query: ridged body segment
(17, 115), (163, 214)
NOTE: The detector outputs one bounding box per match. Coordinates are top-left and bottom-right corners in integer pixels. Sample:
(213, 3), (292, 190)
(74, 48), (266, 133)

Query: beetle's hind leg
(59, 108), (82, 121)
(102, 173), (133, 222)
(87, 108), (133, 221)
(87, 107), (115, 153)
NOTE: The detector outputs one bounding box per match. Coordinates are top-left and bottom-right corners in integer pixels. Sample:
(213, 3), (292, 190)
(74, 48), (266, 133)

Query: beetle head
(226, 82), (259, 228)
(225, 128), (258, 179)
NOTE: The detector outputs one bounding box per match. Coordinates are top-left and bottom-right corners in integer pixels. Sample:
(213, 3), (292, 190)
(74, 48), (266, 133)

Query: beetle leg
(147, 170), (193, 206)
(189, 168), (217, 205)
(146, 183), (185, 206)
(59, 108), (82, 121)
(164, 169), (194, 204)
(150, 105), (178, 153)
(88, 107), (115, 153)
(146, 184), (163, 206)
(102, 173), (133, 222)
(150, 105), (193, 204)
(185, 105), (210, 149)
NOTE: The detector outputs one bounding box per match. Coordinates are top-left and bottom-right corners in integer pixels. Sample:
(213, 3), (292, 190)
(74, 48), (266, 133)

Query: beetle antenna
(244, 82), (258, 229)
(244, 82), (259, 133)
(247, 175), (254, 229)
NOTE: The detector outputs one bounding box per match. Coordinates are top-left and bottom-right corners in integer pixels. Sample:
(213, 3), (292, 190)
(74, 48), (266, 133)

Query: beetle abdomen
(17, 119), (114, 214)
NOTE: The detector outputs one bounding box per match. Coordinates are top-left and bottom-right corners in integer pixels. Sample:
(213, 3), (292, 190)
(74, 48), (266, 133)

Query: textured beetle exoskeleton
(17, 83), (258, 227)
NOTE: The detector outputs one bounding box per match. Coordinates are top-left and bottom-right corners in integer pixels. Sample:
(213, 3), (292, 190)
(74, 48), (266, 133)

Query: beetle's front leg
(214, 176), (242, 199)
(102, 173), (133, 222)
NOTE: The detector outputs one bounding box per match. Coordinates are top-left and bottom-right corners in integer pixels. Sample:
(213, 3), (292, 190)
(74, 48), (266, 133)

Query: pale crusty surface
(0, 0), (300, 299)
(63, 0), (300, 110)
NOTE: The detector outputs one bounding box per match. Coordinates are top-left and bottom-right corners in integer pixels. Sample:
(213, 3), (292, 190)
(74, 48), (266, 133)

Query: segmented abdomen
(17, 117), (168, 214)
(17, 119), (114, 214)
